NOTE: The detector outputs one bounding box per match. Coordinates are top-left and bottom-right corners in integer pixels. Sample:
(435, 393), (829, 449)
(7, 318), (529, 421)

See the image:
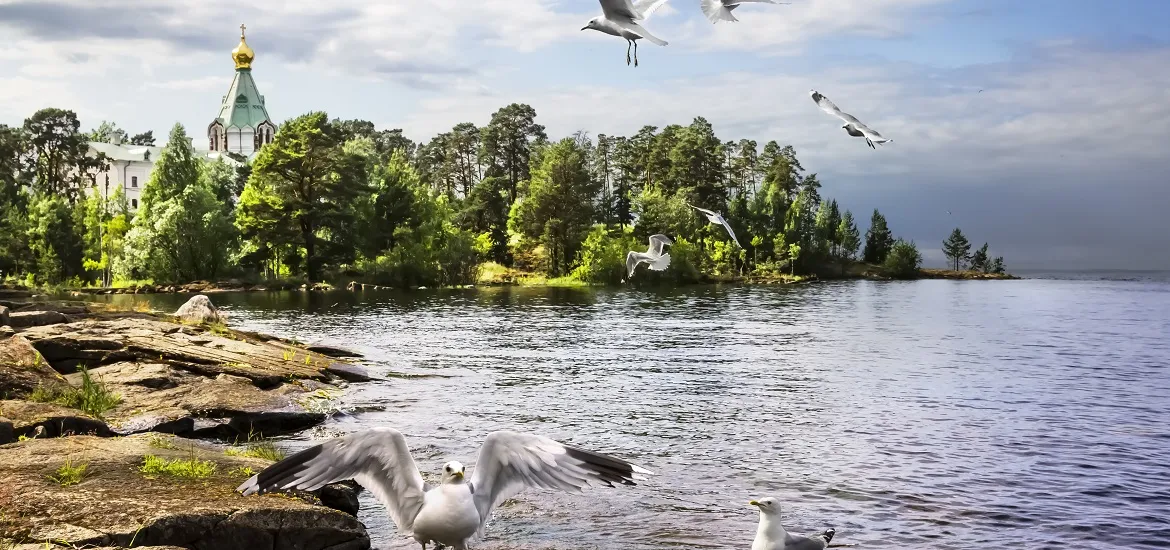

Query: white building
(88, 24), (275, 209)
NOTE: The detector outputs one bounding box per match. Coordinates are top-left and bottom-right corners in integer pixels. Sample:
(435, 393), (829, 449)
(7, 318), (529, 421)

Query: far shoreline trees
(1, 105), (1008, 287)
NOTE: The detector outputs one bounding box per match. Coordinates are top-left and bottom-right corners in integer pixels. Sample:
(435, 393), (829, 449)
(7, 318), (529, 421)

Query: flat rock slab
(0, 335), (68, 398)
(0, 400), (114, 438)
(0, 435), (369, 550)
(19, 316), (335, 386)
(8, 310), (69, 328)
(77, 363), (328, 438)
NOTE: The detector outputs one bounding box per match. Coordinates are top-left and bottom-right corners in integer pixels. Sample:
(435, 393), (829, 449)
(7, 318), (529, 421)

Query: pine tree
(863, 209), (894, 264)
(942, 228), (972, 271)
(969, 242), (990, 273)
(837, 210), (860, 261)
(992, 257), (1006, 274)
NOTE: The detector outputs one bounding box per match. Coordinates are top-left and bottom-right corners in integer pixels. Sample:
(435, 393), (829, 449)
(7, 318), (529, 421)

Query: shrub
(884, 239), (923, 278)
(571, 225), (636, 285)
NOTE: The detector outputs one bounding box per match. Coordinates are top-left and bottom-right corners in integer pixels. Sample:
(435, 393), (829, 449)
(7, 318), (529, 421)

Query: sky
(1, 0), (1168, 270)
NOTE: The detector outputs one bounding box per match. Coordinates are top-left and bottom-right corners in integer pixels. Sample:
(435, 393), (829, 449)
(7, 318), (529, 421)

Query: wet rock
(173, 294), (223, 325)
(324, 362), (371, 383)
(0, 435), (370, 550)
(316, 482), (362, 517)
(8, 310), (68, 328)
(0, 400), (114, 438)
(307, 344), (363, 358)
(0, 335), (68, 398)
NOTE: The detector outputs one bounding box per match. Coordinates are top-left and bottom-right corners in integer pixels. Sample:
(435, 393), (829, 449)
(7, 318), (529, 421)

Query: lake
(100, 278), (1170, 549)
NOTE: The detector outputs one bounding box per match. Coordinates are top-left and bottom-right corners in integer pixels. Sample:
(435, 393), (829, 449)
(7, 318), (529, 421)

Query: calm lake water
(101, 279), (1170, 550)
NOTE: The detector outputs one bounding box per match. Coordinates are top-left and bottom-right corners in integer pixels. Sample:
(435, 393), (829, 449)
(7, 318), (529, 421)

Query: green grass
(46, 460), (87, 487)
(139, 455), (217, 480)
(225, 440), (285, 462)
(227, 466), (257, 479)
(206, 321), (232, 337)
(27, 366), (121, 419)
(146, 433), (179, 450)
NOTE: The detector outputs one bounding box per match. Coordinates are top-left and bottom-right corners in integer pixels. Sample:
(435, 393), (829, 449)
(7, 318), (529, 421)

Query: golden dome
(232, 24), (254, 70)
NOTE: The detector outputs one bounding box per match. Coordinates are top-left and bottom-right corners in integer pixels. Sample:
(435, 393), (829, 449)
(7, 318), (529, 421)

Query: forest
(0, 105), (1005, 288)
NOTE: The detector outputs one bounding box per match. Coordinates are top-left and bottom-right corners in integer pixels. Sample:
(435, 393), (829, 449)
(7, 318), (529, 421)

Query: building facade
(88, 24), (274, 208)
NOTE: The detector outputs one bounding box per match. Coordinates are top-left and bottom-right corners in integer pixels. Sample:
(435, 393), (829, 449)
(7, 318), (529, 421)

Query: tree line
(1, 104), (1005, 288)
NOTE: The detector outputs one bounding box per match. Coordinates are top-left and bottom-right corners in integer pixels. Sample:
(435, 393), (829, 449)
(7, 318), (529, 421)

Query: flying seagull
(238, 428), (651, 550)
(750, 497), (836, 550)
(626, 234), (673, 279)
(582, 0), (671, 67)
(689, 204), (741, 247)
(701, 0), (790, 23)
(809, 89), (892, 149)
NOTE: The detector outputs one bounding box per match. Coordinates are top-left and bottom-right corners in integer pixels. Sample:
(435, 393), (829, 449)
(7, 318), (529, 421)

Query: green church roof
(214, 68), (273, 130)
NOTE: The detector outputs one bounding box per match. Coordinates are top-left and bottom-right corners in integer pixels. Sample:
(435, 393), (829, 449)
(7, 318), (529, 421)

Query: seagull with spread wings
(700, 0), (789, 23)
(238, 428), (651, 550)
(582, 0), (672, 67)
(626, 234), (674, 279)
(689, 204), (741, 247)
(809, 89), (892, 150)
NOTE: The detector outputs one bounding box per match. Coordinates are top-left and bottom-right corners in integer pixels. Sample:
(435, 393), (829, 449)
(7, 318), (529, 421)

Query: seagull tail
(820, 528), (836, 544)
(701, 0), (739, 23)
(648, 253), (671, 271)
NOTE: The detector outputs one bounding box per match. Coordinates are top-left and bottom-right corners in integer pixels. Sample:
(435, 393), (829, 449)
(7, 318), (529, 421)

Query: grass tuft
(27, 366), (121, 419)
(227, 466), (257, 479)
(139, 455), (217, 480)
(146, 433), (179, 450)
(46, 460), (88, 487)
(225, 440), (285, 462)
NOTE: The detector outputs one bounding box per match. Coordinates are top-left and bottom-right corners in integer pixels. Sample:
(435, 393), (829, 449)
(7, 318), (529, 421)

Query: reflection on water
(97, 280), (1170, 549)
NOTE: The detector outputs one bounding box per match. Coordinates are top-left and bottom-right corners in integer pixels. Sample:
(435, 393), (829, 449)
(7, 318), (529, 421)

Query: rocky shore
(0, 291), (374, 550)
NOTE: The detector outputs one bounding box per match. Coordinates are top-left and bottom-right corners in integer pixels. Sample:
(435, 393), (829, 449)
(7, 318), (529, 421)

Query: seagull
(238, 428), (651, 550)
(946, 210), (952, 215)
(701, 0), (790, 23)
(626, 234), (673, 279)
(689, 204), (741, 247)
(582, 0), (671, 67)
(809, 90), (892, 150)
(750, 497), (836, 550)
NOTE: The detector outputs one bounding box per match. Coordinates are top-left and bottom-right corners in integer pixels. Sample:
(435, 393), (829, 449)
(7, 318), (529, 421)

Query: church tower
(207, 24), (276, 158)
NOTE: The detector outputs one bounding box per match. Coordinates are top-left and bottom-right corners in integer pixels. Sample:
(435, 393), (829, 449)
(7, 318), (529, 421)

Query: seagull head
(582, 17), (602, 31)
(749, 497), (781, 515)
(442, 461), (466, 483)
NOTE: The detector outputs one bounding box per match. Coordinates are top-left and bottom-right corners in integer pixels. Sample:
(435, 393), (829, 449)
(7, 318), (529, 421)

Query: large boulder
(0, 335), (68, 398)
(79, 363), (327, 438)
(0, 304), (9, 327)
(8, 310), (68, 328)
(0, 400), (114, 438)
(0, 435), (369, 550)
(173, 295), (223, 325)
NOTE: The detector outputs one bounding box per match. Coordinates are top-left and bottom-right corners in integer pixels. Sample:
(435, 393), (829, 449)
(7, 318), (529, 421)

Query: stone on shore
(0, 435), (369, 550)
(0, 400), (114, 438)
(173, 294), (224, 325)
(0, 304), (9, 327)
(0, 335), (67, 398)
(8, 310), (69, 328)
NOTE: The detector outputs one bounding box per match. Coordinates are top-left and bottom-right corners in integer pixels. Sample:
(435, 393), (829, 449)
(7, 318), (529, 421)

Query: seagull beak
(749, 500), (760, 506)
(455, 471), (464, 480)
(581, 25), (589, 31)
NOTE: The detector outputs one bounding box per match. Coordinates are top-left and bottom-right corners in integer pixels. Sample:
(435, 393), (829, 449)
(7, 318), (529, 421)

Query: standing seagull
(809, 89), (892, 149)
(750, 497), (836, 550)
(238, 428), (651, 550)
(689, 204), (741, 247)
(626, 234), (673, 279)
(701, 0), (789, 23)
(582, 0), (671, 67)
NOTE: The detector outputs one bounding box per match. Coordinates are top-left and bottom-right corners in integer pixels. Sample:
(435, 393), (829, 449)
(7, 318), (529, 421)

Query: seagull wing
(470, 431), (651, 524)
(857, 123), (887, 142)
(600, 0), (642, 21)
(701, 0), (738, 22)
(238, 428), (426, 533)
(689, 203), (718, 218)
(786, 528), (835, 550)
(715, 214), (742, 247)
(648, 234), (674, 257)
(634, 0), (670, 20)
(810, 90), (865, 126)
(627, 251), (646, 277)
